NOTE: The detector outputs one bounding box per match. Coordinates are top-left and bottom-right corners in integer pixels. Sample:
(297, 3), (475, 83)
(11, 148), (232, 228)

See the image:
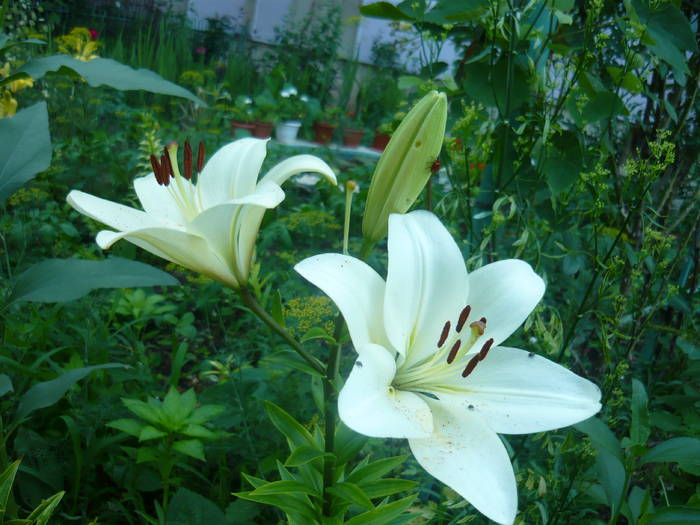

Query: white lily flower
(68, 138), (336, 288)
(295, 210), (601, 525)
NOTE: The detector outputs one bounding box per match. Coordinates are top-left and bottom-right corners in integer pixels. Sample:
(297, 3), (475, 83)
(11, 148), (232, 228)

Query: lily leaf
(16, 363), (127, 420)
(19, 55), (205, 105)
(0, 101), (51, 203)
(8, 257), (179, 304)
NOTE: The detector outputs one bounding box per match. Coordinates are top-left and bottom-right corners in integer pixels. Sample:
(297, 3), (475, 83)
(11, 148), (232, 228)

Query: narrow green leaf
(641, 506), (700, 525)
(249, 480), (319, 497)
(122, 398), (163, 426)
(285, 445), (334, 467)
(344, 495), (416, 525)
(575, 417), (623, 461)
(236, 491), (318, 522)
(188, 404), (225, 424)
(347, 456), (408, 484)
(19, 55), (204, 105)
(361, 479), (417, 499)
(642, 437), (700, 472)
(264, 401), (317, 451)
(16, 364), (126, 420)
(0, 460), (21, 520)
(166, 488), (226, 525)
(9, 257), (178, 304)
(181, 424), (219, 440)
(0, 374), (13, 397)
(139, 425), (168, 442)
(0, 101), (51, 203)
(25, 491), (65, 525)
(328, 482), (374, 510)
(631, 378), (650, 446)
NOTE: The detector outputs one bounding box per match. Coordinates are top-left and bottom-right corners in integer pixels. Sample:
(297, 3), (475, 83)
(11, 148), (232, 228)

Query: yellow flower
(0, 91), (18, 118)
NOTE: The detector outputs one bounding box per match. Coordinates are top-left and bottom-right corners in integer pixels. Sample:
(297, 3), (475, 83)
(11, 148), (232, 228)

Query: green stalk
(238, 287), (324, 375)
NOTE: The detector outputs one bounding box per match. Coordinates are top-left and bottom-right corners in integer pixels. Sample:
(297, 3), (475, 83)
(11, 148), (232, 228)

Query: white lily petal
(67, 190), (159, 232)
(96, 227), (237, 287)
(295, 254), (389, 350)
(409, 400), (517, 525)
(466, 259), (545, 350)
(133, 174), (188, 225)
(197, 138), (269, 207)
(385, 211), (468, 364)
(339, 344), (433, 438)
(259, 154), (337, 187)
(440, 346), (601, 434)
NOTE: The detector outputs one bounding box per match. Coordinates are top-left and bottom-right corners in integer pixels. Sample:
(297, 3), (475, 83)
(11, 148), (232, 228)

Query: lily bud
(362, 90), (447, 244)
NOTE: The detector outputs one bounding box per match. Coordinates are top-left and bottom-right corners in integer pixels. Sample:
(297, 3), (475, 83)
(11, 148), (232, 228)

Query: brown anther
(162, 147), (175, 177)
(462, 355), (480, 377)
(160, 153), (172, 185)
(480, 317), (487, 324)
(469, 320), (486, 335)
(478, 338), (494, 360)
(437, 321), (451, 348)
(446, 339), (461, 364)
(150, 154), (163, 185)
(183, 141), (193, 180)
(456, 305), (471, 332)
(196, 141), (205, 172)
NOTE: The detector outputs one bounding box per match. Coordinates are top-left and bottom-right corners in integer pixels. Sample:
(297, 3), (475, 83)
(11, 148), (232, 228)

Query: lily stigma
(68, 138), (336, 288)
(296, 210), (601, 525)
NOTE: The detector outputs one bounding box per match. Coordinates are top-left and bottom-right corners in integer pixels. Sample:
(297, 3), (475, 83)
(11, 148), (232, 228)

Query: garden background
(1, 0), (699, 524)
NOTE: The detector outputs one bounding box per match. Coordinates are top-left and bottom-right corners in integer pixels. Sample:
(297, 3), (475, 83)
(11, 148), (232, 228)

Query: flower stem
(322, 337), (341, 516)
(238, 287), (324, 375)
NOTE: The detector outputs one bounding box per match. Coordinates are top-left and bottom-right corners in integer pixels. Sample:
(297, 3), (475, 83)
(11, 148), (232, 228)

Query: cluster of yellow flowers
(0, 63), (34, 118)
(56, 27), (100, 62)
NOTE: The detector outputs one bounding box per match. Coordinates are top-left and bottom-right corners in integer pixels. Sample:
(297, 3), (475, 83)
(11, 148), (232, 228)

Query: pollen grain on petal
(456, 304), (471, 332)
(437, 320), (451, 348)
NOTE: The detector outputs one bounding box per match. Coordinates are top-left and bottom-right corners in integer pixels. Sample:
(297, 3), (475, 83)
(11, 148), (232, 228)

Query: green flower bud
(362, 91), (447, 244)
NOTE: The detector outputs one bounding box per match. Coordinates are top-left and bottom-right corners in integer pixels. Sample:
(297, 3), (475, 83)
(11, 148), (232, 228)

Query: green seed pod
(362, 90), (448, 244)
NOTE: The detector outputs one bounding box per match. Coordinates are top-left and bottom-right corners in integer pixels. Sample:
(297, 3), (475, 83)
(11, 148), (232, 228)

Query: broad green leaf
(188, 404), (225, 424)
(166, 488), (226, 525)
(181, 424), (219, 440)
(539, 131), (584, 195)
(629, 485), (654, 525)
(630, 378), (651, 446)
(335, 422), (369, 466)
(25, 490), (65, 525)
(249, 480), (319, 497)
(264, 401), (317, 451)
(16, 363), (126, 420)
(0, 101), (51, 203)
(423, 0), (487, 24)
(136, 446), (159, 464)
(606, 66), (644, 93)
(344, 495), (416, 525)
(0, 374), (13, 397)
(359, 2), (413, 21)
(347, 456), (408, 484)
(361, 479), (417, 499)
(0, 460), (21, 520)
(9, 257), (179, 303)
(462, 59), (532, 111)
(172, 439), (206, 461)
(575, 417), (623, 461)
(19, 55), (204, 105)
(642, 437), (700, 473)
(163, 387), (197, 423)
(285, 445), (334, 467)
(139, 425), (168, 442)
(641, 506), (700, 525)
(106, 418), (145, 438)
(328, 482), (374, 510)
(300, 326), (336, 345)
(123, 398), (163, 426)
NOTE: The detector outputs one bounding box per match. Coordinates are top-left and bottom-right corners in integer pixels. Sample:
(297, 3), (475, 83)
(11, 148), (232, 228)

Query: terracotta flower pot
(343, 127), (365, 148)
(371, 132), (390, 150)
(231, 121), (255, 137)
(252, 121), (274, 138)
(313, 122), (336, 145)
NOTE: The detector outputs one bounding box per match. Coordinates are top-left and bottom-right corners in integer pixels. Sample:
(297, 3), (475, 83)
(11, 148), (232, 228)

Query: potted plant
(342, 111), (366, 148)
(371, 119), (396, 150)
(275, 85), (308, 144)
(252, 90), (277, 138)
(313, 106), (341, 145)
(230, 95), (255, 136)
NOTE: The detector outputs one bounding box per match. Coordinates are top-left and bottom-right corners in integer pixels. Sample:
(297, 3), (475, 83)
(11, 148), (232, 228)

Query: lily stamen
(196, 141), (205, 172)
(184, 141), (193, 180)
(462, 337), (495, 378)
(446, 339), (461, 364)
(437, 320), (451, 348)
(456, 305), (471, 332)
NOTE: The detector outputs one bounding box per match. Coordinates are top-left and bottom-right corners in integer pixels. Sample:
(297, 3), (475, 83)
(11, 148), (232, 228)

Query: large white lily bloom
(295, 210), (601, 525)
(68, 138), (336, 288)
